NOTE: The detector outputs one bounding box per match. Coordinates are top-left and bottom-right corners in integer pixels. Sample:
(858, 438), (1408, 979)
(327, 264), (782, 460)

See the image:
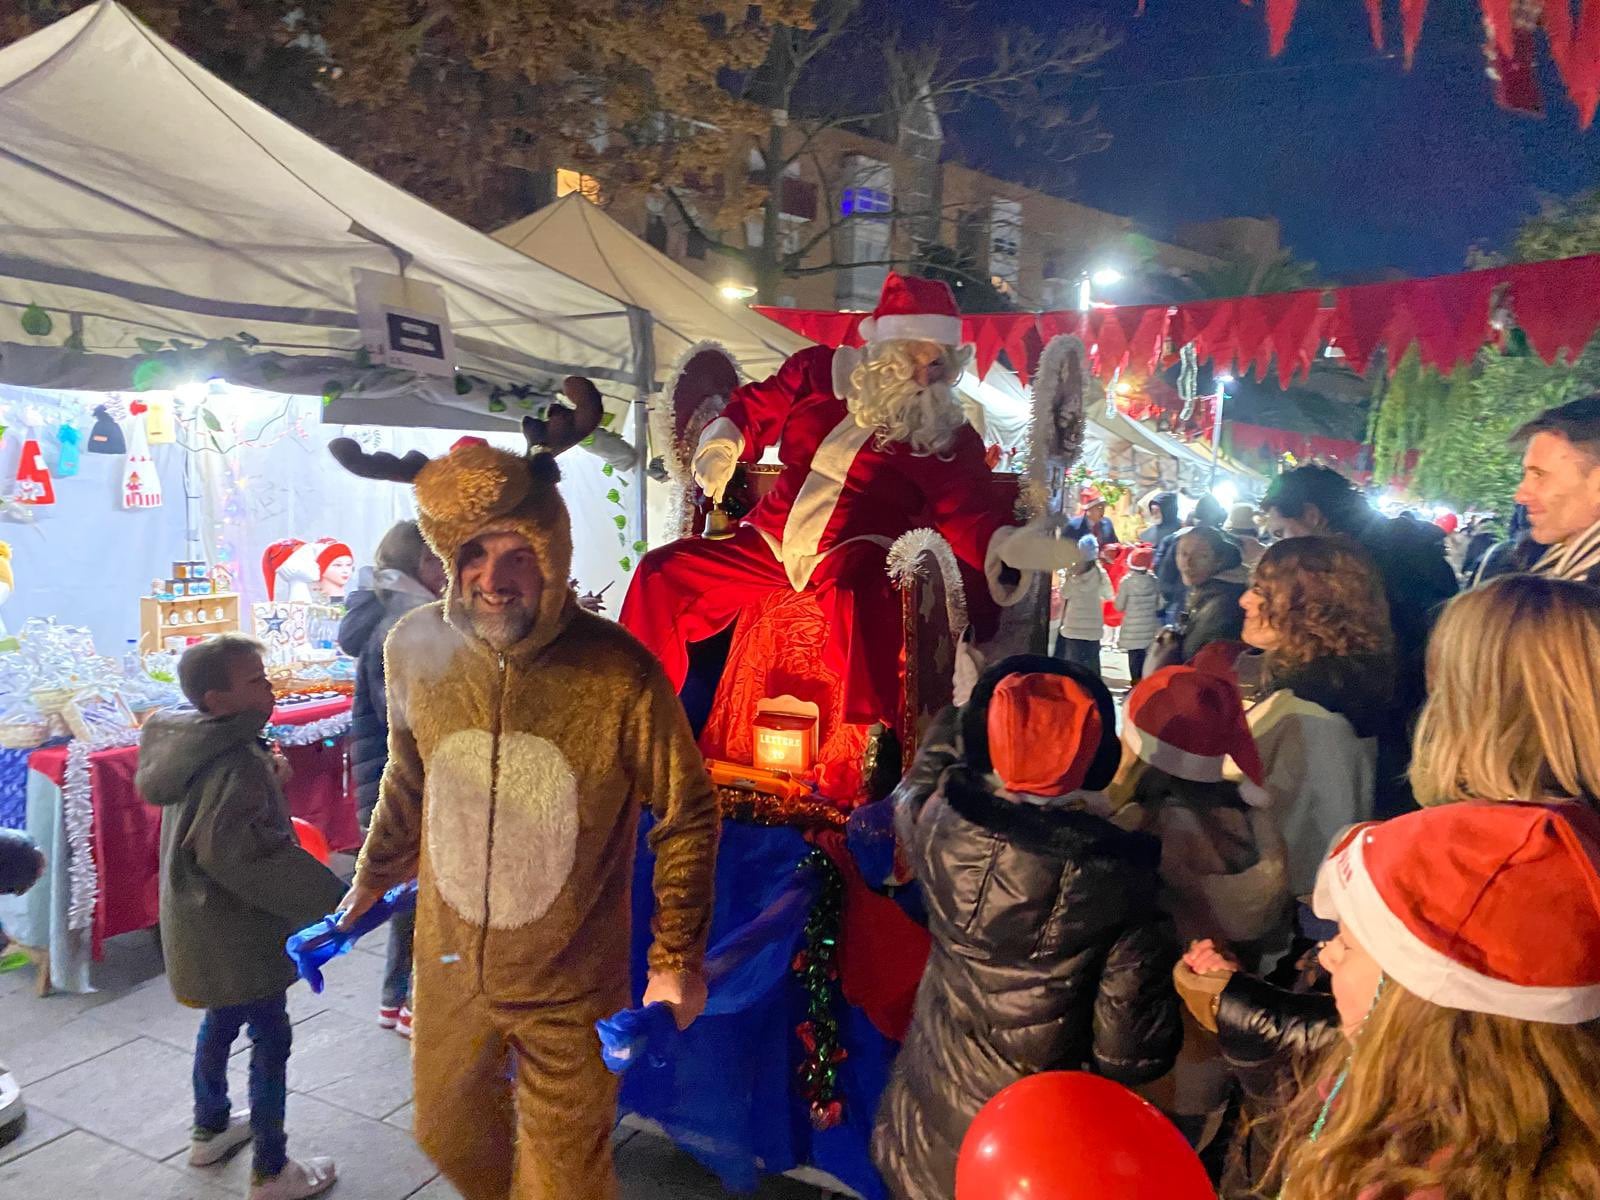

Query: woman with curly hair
(1258, 801), (1600, 1200)
(1236, 536), (1395, 895)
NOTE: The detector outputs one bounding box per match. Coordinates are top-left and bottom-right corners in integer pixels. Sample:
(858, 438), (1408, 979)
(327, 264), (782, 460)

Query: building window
(645, 214), (668, 253)
(556, 168), (601, 203)
(836, 156), (894, 309)
(989, 197), (1022, 291)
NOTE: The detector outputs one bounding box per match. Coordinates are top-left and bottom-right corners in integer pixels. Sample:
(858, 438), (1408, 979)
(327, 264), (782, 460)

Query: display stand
(138, 592), (241, 652)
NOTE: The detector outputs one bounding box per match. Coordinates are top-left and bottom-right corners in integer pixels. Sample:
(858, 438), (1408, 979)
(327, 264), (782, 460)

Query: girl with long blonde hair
(1410, 573), (1600, 808)
(1261, 801), (1600, 1200)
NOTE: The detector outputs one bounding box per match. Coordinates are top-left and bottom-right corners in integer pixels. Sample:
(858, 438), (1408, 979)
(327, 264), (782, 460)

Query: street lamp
(718, 282), (758, 302)
(1078, 266), (1123, 313)
(1208, 373), (1233, 491)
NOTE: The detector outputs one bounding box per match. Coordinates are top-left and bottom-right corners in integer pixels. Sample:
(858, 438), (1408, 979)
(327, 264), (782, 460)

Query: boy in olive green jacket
(139, 635), (345, 1200)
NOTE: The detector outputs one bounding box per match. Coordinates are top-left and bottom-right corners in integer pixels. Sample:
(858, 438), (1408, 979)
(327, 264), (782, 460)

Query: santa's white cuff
(983, 526), (1031, 607)
(694, 416), (743, 459)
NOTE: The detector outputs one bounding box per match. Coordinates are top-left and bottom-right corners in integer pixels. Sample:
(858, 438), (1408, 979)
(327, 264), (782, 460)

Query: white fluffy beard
(454, 591), (536, 650)
(845, 342), (970, 456)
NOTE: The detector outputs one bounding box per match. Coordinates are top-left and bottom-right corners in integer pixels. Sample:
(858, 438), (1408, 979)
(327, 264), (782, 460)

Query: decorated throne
(654, 346), (1023, 811)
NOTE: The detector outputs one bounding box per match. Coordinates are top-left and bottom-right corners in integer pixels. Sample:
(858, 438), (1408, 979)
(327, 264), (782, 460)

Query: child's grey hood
(136, 709), (266, 807)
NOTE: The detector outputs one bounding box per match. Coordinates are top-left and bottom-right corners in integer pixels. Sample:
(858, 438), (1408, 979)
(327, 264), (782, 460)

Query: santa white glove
(691, 418), (743, 505)
(994, 518), (1087, 573)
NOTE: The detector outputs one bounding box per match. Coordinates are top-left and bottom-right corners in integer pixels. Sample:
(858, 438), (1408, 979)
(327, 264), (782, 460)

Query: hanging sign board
(353, 269), (456, 379)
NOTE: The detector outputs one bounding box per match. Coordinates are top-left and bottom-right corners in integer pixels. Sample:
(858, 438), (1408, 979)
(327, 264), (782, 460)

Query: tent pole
(626, 305), (655, 548)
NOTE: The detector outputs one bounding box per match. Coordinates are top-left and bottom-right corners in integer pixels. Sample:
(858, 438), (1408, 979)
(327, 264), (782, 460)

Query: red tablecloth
(29, 697), (359, 955)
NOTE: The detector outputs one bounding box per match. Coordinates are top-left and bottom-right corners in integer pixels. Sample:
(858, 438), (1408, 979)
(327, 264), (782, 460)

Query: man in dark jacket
(873, 655), (1181, 1200)
(1140, 490), (1182, 547)
(1261, 465), (1457, 817)
(338, 522), (444, 1036)
(140, 635), (346, 1200)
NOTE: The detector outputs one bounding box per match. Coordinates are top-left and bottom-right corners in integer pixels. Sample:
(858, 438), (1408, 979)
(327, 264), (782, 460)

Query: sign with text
(353, 269), (456, 378)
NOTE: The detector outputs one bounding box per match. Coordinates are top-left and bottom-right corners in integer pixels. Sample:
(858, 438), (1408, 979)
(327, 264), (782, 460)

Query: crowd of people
(880, 393), (1600, 1198)
(8, 389), (1600, 1200)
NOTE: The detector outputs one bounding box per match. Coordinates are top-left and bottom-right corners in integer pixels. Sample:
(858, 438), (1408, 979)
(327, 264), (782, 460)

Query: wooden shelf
(140, 593), (241, 653)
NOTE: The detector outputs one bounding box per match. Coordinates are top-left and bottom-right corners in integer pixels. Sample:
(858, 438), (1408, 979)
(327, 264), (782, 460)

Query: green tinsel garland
(792, 848), (847, 1131)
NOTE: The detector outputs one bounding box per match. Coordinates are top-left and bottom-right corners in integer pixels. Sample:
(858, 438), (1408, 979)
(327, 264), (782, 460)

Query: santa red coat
(621, 344), (1021, 726)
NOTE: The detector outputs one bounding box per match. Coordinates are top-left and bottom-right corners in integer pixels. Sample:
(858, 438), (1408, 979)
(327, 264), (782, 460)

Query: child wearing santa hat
(1109, 665), (1290, 1150)
(1264, 801), (1600, 1200)
(1113, 543), (1163, 682)
(872, 654), (1181, 1200)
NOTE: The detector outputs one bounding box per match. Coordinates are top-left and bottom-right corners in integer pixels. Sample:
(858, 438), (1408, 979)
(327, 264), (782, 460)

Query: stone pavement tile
(171, 1090), (438, 1200)
(25, 1035), (247, 1162)
(0, 1103), (75, 1166)
(83, 977), (206, 1052)
(405, 1177), (460, 1200)
(0, 986), (138, 1086)
(289, 942), (392, 1024)
(0, 1129), (235, 1200)
(277, 1009), (414, 1121)
(383, 1101), (412, 1132)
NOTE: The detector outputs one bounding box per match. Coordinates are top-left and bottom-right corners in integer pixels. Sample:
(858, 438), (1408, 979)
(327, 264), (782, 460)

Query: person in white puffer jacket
(1114, 544), (1164, 682)
(1055, 535), (1113, 678)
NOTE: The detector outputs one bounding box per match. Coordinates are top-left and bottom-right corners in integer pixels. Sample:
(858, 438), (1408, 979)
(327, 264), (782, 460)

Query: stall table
(0, 697), (358, 993)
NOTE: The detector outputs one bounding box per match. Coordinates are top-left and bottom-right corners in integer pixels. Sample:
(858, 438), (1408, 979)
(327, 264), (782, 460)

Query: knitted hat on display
(314, 539), (354, 575)
(1313, 802), (1600, 1024)
(986, 672), (1103, 798)
(1124, 665), (1268, 805)
(857, 272), (963, 347)
(1128, 545), (1155, 572)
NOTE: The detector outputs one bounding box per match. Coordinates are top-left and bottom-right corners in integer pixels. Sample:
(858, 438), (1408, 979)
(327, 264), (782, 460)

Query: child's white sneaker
(189, 1112), (253, 1166)
(247, 1156), (337, 1200)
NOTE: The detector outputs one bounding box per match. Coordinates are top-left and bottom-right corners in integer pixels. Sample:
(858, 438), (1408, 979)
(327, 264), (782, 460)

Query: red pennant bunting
(1231, 297), (1277, 381)
(1403, 270), (1502, 373)
(1365, 0), (1386, 48)
(1037, 311), (1082, 343)
(1481, 0), (1514, 58)
(750, 308), (866, 348)
(1401, 0), (1429, 66)
(1267, 0), (1299, 54)
(1505, 255), (1600, 364)
(1259, 291), (1324, 387)
(1010, 322), (1044, 388)
(1172, 300), (1240, 372)
(1124, 307), (1172, 378)
(1332, 280), (1412, 375)
(961, 313), (1038, 385)
(1086, 310), (1129, 382)
(963, 316), (1009, 380)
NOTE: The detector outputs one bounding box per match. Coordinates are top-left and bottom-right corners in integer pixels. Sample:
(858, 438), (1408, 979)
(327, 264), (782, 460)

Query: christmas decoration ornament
(86, 404), (125, 454)
(56, 423), (81, 478)
(120, 405), (162, 509)
(792, 848), (847, 1130)
(13, 429), (54, 505)
(1027, 335), (1091, 518)
(1178, 342), (1199, 420)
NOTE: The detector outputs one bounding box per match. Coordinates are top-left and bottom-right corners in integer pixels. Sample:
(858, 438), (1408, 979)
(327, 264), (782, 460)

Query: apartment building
(561, 124), (1273, 312)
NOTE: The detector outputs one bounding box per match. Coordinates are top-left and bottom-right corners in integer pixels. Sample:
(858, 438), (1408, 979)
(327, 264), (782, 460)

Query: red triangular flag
(1401, 0), (1429, 66)
(1037, 311), (1082, 343)
(1231, 297), (1276, 381)
(1506, 255), (1600, 364)
(1266, 0), (1299, 54)
(1365, 0), (1386, 48)
(1257, 290), (1324, 387)
(1333, 280), (1411, 375)
(964, 315), (1009, 380)
(1481, 0), (1515, 58)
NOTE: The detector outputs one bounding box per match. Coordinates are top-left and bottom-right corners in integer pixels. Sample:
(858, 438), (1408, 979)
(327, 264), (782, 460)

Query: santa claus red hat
(1124, 665), (1268, 805)
(987, 672), (1102, 798)
(261, 538), (305, 601)
(1127, 545), (1155, 572)
(1079, 486), (1104, 509)
(858, 272), (963, 347)
(1314, 801), (1600, 1024)
(314, 539), (354, 574)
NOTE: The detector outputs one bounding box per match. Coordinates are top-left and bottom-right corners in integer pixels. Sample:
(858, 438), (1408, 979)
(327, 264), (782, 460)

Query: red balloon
(956, 1072), (1214, 1200)
(290, 817), (331, 866)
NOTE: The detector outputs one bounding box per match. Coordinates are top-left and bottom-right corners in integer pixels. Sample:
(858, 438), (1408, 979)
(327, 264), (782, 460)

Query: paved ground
(0, 905), (838, 1200)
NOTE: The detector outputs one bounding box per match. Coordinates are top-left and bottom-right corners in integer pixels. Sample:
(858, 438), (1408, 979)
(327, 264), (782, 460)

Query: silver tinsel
(63, 727), (142, 931)
(268, 710), (352, 747)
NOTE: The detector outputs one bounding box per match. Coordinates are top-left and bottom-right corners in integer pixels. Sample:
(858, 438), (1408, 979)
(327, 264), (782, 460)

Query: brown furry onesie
(331, 386), (719, 1199)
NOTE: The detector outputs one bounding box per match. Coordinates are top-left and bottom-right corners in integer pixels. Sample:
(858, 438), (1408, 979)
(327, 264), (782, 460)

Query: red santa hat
(1124, 665), (1268, 805)
(261, 538), (305, 601)
(314, 539), (354, 575)
(1079, 486), (1105, 509)
(1127, 545), (1155, 572)
(986, 672), (1102, 798)
(857, 272), (964, 347)
(1313, 802), (1600, 1024)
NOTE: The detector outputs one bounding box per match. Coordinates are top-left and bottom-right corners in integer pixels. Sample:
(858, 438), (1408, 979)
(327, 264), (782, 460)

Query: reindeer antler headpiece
(328, 377), (604, 619)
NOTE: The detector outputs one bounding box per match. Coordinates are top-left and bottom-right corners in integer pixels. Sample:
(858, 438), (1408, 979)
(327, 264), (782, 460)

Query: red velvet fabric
(30, 697), (358, 955)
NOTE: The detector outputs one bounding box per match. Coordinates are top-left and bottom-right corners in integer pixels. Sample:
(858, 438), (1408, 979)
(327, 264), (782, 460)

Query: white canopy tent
(495, 195), (811, 383)
(0, 0), (646, 422)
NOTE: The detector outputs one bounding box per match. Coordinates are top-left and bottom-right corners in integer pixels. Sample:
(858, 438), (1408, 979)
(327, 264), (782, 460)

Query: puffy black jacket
(1179, 571), (1248, 664)
(336, 579), (433, 824)
(1215, 970), (1340, 1193)
(873, 657), (1182, 1200)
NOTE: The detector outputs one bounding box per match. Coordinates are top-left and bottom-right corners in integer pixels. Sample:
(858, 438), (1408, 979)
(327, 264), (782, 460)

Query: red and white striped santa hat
(1313, 801), (1600, 1024)
(1123, 665), (1268, 806)
(857, 272), (963, 347)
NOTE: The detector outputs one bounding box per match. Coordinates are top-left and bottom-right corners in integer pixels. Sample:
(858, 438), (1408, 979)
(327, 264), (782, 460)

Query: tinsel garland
(792, 848), (847, 1130)
(63, 727), (143, 931)
(266, 710), (352, 748)
(1026, 334), (1090, 516)
(715, 785), (848, 830)
(887, 529), (969, 644)
(1178, 342), (1200, 421)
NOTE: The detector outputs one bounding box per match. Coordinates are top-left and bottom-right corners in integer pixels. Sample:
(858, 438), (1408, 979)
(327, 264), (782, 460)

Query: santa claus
(620, 273), (1057, 727)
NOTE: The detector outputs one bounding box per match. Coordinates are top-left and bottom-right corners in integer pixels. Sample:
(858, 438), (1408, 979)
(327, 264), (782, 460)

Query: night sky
(936, 0), (1600, 279)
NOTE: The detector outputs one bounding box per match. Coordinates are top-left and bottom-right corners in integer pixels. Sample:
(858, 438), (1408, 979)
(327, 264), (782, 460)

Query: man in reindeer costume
(621, 272), (1053, 726)
(328, 380), (718, 1200)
